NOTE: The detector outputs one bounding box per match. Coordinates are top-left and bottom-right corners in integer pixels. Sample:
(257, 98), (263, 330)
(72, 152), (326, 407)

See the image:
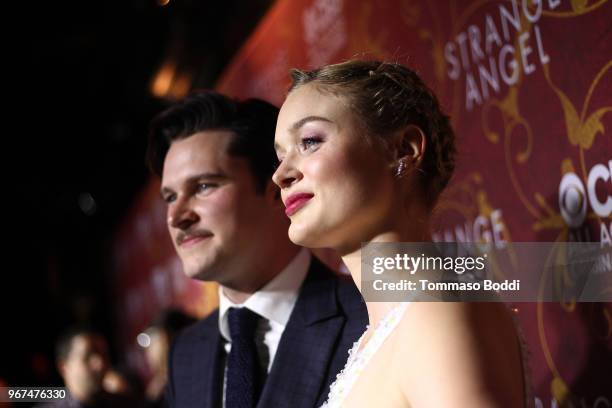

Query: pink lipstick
(284, 193), (314, 216)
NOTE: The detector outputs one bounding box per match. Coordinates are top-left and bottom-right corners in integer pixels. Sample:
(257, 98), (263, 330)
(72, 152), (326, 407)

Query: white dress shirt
(218, 248), (310, 406)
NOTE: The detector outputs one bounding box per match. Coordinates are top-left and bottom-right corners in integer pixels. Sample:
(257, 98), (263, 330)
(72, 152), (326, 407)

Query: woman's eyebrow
(275, 115), (334, 153)
(289, 115), (333, 132)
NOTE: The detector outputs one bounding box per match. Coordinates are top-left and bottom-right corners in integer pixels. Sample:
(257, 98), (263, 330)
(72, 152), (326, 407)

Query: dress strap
(320, 302), (410, 408)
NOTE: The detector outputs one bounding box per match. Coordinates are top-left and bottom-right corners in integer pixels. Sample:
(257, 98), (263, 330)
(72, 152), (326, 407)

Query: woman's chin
(288, 223), (325, 248)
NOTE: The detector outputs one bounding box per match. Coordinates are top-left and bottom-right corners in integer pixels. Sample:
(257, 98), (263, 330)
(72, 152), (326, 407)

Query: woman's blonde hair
(290, 60), (456, 206)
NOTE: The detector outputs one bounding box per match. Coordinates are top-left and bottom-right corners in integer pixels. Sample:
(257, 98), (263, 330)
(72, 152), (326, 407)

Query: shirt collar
(218, 248), (311, 342)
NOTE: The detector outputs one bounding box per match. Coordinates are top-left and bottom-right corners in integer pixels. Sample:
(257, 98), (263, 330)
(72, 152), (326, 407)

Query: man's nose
(272, 157), (302, 189)
(168, 197), (199, 230)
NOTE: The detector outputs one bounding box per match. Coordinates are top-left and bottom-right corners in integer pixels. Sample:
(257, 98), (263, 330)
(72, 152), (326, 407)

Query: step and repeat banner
(112, 0), (611, 404)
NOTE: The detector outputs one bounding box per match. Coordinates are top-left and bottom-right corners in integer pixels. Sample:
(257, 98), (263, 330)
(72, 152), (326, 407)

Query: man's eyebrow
(160, 172), (227, 197)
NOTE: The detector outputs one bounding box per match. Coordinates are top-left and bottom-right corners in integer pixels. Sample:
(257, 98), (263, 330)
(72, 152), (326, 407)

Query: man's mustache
(176, 230), (213, 246)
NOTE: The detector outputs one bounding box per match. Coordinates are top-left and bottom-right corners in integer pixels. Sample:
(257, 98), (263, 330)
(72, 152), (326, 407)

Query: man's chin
(183, 262), (219, 282)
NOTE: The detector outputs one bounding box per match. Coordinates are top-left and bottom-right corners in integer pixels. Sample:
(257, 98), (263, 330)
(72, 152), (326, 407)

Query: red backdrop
(112, 0), (612, 404)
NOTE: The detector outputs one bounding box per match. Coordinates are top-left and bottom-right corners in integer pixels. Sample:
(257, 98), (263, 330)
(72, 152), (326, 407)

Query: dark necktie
(226, 307), (262, 408)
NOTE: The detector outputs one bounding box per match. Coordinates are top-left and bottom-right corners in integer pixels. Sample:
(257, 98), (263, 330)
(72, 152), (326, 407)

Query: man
(43, 328), (137, 408)
(147, 91), (367, 408)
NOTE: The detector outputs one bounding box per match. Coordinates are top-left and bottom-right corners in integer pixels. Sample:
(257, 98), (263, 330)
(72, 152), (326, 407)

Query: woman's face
(272, 83), (396, 252)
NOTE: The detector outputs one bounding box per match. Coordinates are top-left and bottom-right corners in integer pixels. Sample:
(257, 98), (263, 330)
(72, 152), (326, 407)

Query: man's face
(59, 334), (109, 399)
(161, 131), (278, 286)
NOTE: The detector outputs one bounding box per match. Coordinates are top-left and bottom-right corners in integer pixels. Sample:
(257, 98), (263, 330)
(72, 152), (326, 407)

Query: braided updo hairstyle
(289, 60), (456, 207)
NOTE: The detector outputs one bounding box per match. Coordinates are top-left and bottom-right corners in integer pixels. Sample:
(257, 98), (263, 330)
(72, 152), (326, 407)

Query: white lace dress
(321, 303), (410, 408)
(320, 303), (533, 408)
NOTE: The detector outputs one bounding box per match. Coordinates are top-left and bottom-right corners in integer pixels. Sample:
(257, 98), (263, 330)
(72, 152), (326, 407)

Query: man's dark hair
(55, 326), (104, 362)
(146, 90), (280, 193)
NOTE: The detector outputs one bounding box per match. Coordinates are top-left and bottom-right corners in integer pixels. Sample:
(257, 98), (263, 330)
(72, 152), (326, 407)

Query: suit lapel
(257, 258), (345, 408)
(180, 312), (224, 408)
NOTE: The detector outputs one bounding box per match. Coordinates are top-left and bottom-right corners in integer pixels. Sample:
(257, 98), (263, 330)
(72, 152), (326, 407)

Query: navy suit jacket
(166, 256), (368, 408)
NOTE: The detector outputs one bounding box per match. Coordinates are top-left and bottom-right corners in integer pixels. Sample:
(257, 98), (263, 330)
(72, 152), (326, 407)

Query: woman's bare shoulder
(390, 302), (524, 407)
(398, 301), (516, 337)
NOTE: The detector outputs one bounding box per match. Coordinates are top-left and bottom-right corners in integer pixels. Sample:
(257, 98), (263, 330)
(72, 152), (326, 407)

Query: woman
(272, 60), (530, 407)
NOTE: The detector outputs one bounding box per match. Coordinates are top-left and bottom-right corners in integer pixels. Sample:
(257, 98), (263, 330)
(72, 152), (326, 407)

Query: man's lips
(178, 233), (213, 247)
(284, 193), (314, 216)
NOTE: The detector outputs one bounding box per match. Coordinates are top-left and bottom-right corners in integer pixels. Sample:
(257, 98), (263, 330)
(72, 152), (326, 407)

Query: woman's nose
(272, 158), (302, 189)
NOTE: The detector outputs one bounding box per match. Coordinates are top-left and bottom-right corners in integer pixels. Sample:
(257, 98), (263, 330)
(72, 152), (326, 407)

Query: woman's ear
(396, 124), (426, 164)
(389, 124), (426, 178)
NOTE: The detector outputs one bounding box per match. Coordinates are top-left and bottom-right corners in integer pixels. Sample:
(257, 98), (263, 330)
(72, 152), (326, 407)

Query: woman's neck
(340, 215), (432, 328)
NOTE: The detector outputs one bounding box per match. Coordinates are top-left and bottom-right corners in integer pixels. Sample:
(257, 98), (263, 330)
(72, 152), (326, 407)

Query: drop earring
(396, 160), (407, 178)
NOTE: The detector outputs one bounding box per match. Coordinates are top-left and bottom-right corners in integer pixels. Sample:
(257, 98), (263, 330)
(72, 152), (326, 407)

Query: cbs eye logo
(558, 160), (612, 228)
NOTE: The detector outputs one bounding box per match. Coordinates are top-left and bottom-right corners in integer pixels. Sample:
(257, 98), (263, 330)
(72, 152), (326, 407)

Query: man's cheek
(204, 188), (236, 214)
(207, 188), (253, 232)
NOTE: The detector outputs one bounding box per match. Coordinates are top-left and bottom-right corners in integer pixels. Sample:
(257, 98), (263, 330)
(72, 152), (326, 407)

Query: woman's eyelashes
(299, 135), (324, 152)
(274, 134), (324, 164)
